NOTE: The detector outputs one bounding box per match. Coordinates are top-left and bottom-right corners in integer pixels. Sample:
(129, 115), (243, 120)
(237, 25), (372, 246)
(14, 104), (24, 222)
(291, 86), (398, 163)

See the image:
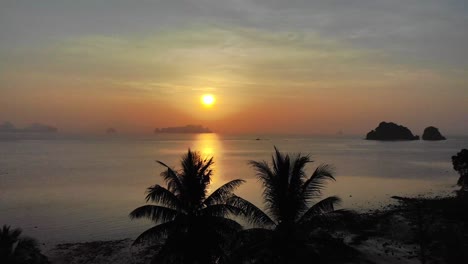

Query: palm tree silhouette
(230, 147), (350, 264)
(130, 149), (259, 264)
(0, 225), (49, 264)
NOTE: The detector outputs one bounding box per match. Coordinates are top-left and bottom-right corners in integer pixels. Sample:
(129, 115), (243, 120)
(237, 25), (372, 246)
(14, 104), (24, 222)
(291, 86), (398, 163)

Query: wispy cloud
(1, 0), (467, 134)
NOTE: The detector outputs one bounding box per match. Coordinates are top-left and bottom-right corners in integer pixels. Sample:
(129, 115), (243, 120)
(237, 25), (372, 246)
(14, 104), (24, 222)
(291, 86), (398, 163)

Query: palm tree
(230, 147), (353, 264)
(129, 149), (258, 264)
(0, 225), (49, 264)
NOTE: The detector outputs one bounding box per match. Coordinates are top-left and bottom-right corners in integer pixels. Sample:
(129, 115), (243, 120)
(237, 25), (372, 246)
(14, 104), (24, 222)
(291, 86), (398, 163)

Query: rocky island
(422, 126), (446, 141)
(366, 122), (419, 141)
(154, 125), (212, 134)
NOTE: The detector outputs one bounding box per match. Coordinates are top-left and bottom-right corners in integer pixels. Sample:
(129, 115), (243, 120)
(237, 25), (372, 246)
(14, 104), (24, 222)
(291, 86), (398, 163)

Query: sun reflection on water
(193, 133), (225, 189)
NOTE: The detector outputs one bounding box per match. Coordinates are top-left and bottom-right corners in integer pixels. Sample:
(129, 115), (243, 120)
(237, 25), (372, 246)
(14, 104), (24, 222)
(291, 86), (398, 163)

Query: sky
(1, 0), (467, 135)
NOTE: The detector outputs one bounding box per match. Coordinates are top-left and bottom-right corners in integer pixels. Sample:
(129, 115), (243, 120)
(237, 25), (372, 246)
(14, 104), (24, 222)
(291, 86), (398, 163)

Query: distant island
(154, 125), (212, 134)
(106, 128), (117, 135)
(366, 121), (419, 141)
(0, 121), (58, 133)
(422, 126), (446, 141)
(0, 121), (58, 140)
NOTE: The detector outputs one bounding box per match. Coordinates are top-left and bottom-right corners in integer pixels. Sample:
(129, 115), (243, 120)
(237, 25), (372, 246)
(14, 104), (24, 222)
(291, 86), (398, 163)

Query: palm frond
(248, 160), (275, 184)
(157, 160), (182, 194)
(201, 216), (243, 234)
(0, 225), (22, 242)
(287, 153), (312, 219)
(236, 228), (274, 241)
(272, 147), (290, 187)
(204, 179), (245, 206)
(252, 148), (311, 224)
(230, 228), (275, 263)
(198, 157), (214, 194)
(302, 164), (335, 203)
(146, 184), (181, 210)
(16, 236), (39, 250)
(199, 156), (214, 177)
(177, 149), (214, 205)
(272, 146), (284, 173)
(199, 204), (243, 217)
(129, 205), (179, 223)
(181, 149), (198, 179)
(248, 160), (280, 218)
(290, 154), (310, 185)
(133, 221), (176, 245)
(298, 196), (341, 224)
(228, 195), (276, 228)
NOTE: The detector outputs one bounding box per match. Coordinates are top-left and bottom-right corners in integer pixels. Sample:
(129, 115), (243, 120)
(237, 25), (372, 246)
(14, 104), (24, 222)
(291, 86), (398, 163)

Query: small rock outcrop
(422, 126), (446, 141)
(366, 122), (419, 141)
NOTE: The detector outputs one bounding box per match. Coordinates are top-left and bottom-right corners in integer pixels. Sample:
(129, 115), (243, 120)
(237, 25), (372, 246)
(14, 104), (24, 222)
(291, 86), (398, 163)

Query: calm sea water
(0, 134), (466, 245)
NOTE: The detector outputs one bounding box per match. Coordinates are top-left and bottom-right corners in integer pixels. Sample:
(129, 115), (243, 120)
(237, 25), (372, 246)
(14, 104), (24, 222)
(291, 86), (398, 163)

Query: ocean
(0, 134), (466, 245)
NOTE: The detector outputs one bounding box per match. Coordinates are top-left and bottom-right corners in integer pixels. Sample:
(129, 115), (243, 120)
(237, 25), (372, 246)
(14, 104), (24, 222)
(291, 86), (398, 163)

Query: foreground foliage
(452, 149), (468, 195)
(391, 196), (468, 264)
(130, 149), (258, 264)
(230, 147), (356, 264)
(0, 225), (49, 264)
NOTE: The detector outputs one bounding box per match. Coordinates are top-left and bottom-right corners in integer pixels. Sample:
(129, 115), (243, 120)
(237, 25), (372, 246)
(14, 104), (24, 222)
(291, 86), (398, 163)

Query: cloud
(2, 0), (467, 71)
(2, 24), (466, 104)
(1, 1), (467, 134)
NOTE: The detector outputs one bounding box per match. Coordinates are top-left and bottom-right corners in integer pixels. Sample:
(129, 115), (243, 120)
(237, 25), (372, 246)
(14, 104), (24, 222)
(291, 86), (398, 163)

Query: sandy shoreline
(40, 193), (466, 264)
(45, 239), (151, 264)
(45, 235), (420, 264)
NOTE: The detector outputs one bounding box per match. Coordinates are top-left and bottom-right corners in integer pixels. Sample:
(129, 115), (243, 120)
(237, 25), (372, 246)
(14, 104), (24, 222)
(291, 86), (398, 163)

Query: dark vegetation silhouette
(379, 149), (468, 263)
(391, 196), (434, 264)
(129, 149), (260, 264)
(389, 195), (468, 264)
(0, 225), (49, 264)
(452, 149), (468, 195)
(229, 147), (356, 264)
(130, 148), (354, 264)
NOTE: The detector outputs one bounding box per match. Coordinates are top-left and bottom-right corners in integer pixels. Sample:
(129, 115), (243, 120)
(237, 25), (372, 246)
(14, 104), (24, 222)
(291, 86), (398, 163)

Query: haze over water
(2, 3), (468, 263)
(0, 134), (465, 245)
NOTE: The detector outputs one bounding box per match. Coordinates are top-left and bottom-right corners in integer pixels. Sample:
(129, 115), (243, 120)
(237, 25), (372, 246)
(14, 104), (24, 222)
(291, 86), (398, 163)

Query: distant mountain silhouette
(154, 125), (212, 134)
(0, 121), (15, 132)
(106, 128), (117, 134)
(366, 122), (419, 141)
(422, 126), (446, 141)
(0, 121), (57, 133)
(23, 123), (58, 133)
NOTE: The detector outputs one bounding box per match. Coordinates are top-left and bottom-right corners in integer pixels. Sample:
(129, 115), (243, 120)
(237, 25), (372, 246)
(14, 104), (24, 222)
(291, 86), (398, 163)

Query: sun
(201, 94), (216, 107)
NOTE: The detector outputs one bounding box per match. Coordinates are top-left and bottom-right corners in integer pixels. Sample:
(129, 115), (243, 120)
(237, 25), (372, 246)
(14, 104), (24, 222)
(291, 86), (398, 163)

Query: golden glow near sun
(201, 94), (216, 107)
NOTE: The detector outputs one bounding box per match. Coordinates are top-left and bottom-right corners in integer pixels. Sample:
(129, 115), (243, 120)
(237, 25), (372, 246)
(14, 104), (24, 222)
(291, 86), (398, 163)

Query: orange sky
(1, 2), (467, 135)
